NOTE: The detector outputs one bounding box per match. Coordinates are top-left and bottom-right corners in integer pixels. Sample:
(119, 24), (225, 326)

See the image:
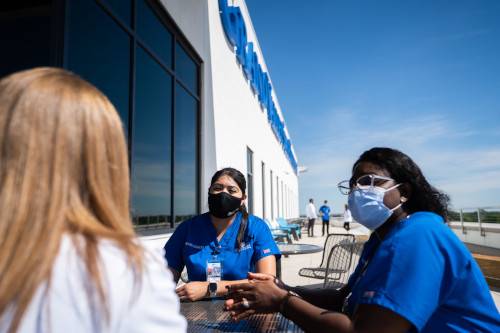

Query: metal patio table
(276, 243), (324, 278)
(181, 299), (303, 332)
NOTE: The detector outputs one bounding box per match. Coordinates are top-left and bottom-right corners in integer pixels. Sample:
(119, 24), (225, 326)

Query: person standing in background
(343, 203), (352, 231)
(319, 200), (331, 236)
(306, 198), (317, 237)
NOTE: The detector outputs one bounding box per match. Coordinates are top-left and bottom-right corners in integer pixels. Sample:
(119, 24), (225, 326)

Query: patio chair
(268, 218), (298, 241)
(277, 217), (302, 239)
(323, 241), (366, 289)
(298, 233), (355, 279)
(290, 217), (307, 230)
(269, 218), (299, 241)
(264, 219), (293, 244)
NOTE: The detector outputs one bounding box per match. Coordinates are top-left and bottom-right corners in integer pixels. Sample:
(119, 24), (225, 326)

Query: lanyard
(341, 237), (382, 315)
(341, 216), (409, 315)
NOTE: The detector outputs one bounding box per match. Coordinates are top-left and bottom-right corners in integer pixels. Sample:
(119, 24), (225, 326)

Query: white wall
(160, 0), (300, 218)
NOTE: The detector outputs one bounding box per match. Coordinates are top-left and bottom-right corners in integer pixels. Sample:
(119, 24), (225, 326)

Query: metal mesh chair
(323, 241), (366, 289)
(298, 233), (355, 279)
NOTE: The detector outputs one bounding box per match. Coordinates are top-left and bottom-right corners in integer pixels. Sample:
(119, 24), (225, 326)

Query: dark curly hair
(352, 147), (450, 221)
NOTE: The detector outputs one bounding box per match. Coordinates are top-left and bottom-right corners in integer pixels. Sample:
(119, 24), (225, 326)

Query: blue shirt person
(345, 212), (500, 332)
(319, 200), (331, 236)
(164, 168), (280, 302)
(224, 148), (500, 332)
(319, 202), (331, 221)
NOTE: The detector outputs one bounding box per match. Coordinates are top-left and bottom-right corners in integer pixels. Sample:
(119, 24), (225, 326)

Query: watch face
(209, 282), (217, 293)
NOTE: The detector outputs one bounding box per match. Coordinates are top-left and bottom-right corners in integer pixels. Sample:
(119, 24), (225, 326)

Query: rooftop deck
(139, 218), (500, 311)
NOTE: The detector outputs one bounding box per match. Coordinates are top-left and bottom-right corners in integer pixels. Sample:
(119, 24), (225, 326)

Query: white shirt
(344, 208), (353, 222)
(2, 236), (186, 333)
(306, 202), (317, 219)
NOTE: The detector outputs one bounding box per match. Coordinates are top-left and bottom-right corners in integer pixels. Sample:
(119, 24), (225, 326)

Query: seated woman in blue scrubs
(164, 167), (280, 301)
(225, 147), (500, 332)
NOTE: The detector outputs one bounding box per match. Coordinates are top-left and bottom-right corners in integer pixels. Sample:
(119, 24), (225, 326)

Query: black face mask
(208, 192), (242, 218)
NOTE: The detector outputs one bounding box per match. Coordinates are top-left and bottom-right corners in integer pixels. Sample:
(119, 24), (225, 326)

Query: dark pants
(307, 218), (315, 237)
(322, 219), (330, 236)
(343, 222), (350, 231)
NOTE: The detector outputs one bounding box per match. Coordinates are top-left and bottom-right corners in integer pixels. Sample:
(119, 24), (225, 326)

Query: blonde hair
(0, 68), (143, 333)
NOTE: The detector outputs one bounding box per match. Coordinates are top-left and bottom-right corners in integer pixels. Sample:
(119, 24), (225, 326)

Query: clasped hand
(224, 272), (288, 321)
(176, 281), (209, 301)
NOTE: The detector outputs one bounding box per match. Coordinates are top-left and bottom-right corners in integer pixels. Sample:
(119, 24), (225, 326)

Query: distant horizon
(246, 0), (500, 214)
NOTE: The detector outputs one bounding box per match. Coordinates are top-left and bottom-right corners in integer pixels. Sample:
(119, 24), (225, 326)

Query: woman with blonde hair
(0, 68), (186, 333)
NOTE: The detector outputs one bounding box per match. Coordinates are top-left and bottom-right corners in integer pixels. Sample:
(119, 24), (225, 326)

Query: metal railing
(448, 206), (500, 236)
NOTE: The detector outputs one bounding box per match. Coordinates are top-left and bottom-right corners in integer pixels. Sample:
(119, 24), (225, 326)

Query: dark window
(137, 0), (172, 68)
(287, 187), (289, 217)
(175, 43), (198, 94)
(247, 148), (254, 215)
(281, 181), (284, 217)
(261, 162), (266, 219)
(131, 47), (172, 225)
(270, 170), (274, 220)
(66, 0), (131, 132)
(1, 0), (201, 230)
(173, 84), (198, 224)
(276, 176), (280, 217)
(100, 0), (132, 26)
(0, 2), (52, 78)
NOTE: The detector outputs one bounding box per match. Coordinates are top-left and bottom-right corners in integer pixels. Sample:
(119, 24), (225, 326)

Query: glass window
(261, 162), (266, 219)
(132, 47), (172, 225)
(0, 2), (52, 78)
(270, 170), (274, 220)
(100, 0), (132, 26)
(247, 148), (254, 215)
(281, 181), (284, 217)
(66, 0), (130, 133)
(137, 0), (172, 68)
(173, 84), (198, 224)
(276, 176), (280, 217)
(175, 42), (198, 94)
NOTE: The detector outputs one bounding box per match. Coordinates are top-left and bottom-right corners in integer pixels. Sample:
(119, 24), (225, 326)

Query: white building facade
(0, 0), (299, 230)
(173, 0), (300, 220)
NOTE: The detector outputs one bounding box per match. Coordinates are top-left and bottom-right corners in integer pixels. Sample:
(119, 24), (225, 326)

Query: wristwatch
(208, 282), (218, 298)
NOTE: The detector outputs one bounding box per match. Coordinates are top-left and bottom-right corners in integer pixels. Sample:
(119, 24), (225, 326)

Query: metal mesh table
(278, 243), (323, 255)
(181, 299), (303, 332)
(276, 243), (323, 278)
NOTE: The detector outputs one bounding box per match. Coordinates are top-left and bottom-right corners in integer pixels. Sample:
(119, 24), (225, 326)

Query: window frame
(62, 0), (203, 229)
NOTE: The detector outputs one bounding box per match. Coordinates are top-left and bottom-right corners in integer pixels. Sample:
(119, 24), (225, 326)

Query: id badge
(206, 255), (222, 282)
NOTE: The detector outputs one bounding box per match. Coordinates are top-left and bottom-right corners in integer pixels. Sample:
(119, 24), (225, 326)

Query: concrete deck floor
(280, 220), (368, 287)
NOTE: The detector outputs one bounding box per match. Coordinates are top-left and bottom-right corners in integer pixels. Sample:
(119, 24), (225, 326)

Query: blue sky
(246, 0), (500, 213)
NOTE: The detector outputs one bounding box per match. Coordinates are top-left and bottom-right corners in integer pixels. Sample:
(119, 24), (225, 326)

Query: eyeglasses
(337, 174), (395, 195)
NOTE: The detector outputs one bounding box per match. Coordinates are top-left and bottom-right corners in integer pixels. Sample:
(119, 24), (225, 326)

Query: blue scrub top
(164, 212), (281, 281)
(319, 205), (330, 221)
(345, 212), (500, 332)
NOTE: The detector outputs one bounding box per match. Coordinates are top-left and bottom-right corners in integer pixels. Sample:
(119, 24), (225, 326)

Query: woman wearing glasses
(164, 167), (280, 302)
(225, 147), (500, 332)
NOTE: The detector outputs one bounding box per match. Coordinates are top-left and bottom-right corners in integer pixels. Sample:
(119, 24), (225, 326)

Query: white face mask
(347, 184), (402, 230)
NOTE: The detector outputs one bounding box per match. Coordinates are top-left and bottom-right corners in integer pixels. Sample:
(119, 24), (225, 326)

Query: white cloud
(297, 108), (500, 213)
